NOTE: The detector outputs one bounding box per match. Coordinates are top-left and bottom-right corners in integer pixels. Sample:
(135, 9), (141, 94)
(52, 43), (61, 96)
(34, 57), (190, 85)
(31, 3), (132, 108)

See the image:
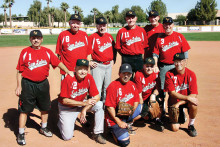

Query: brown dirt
(0, 41), (220, 146)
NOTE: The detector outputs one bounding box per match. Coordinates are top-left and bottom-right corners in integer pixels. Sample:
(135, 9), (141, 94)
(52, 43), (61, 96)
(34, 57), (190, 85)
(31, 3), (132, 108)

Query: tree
(112, 5), (120, 23)
(49, 7), (55, 27)
(118, 8), (130, 25)
(90, 8), (101, 26)
(54, 8), (66, 27)
(83, 14), (93, 26)
(46, 0), (52, 27)
(104, 10), (113, 24)
(187, 9), (198, 25)
(1, 3), (8, 27)
(148, 0), (168, 23)
(0, 14), (4, 24)
(175, 15), (187, 25)
(73, 6), (84, 20)
(131, 5), (146, 23)
(5, 0), (15, 28)
(60, 2), (69, 27)
(27, 0), (42, 27)
(195, 0), (217, 25)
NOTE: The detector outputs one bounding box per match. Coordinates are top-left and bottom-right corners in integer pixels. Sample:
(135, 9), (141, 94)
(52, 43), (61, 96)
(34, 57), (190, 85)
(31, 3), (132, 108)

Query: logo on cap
(166, 18), (170, 21)
(34, 31), (38, 35)
(82, 60), (86, 63)
(126, 66), (129, 69)
(129, 11), (132, 14)
(151, 11), (154, 14)
(148, 59), (152, 62)
(100, 19), (103, 22)
(75, 15), (78, 18)
(176, 54), (179, 57)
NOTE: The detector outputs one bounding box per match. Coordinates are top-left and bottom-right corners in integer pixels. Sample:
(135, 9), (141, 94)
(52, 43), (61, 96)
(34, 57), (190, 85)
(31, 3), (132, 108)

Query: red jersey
(134, 71), (160, 101)
(153, 31), (190, 64)
(88, 32), (115, 62)
(59, 74), (99, 105)
(16, 46), (61, 82)
(164, 68), (198, 106)
(56, 29), (89, 74)
(144, 23), (165, 58)
(105, 79), (140, 127)
(115, 25), (148, 55)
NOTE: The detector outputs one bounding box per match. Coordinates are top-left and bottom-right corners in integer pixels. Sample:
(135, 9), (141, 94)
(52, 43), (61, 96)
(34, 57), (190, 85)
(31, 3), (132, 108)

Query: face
(149, 16), (160, 26)
(163, 23), (174, 35)
(75, 66), (88, 80)
(69, 19), (81, 33)
(119, 72), (132, 84)
(125, 16), (137, 28)
(143, 64), (154, 75)
(174, 59), (186, 71)
(96, 24), (107, 34)
(30, 36), (43, 48)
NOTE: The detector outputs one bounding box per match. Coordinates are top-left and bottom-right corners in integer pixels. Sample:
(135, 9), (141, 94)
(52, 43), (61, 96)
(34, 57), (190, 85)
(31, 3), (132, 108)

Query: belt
(94, 60), (111, 65)
(23, 78), (47, 83)
(158, 62), (174, 67)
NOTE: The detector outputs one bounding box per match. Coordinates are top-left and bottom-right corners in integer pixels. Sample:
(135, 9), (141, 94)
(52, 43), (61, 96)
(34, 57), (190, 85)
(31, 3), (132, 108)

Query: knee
(62, 132), (74, 141)
(171, 124), (180, 132)
(94, 101), (103, 110)
(118, 138), (130, 147)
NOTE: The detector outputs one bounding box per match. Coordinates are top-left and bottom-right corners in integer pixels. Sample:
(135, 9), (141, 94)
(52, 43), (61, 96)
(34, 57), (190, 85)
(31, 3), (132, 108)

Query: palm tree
(46, 0), (52, 27)
(60, 2), (69, 27)
(49, 7), (55, 27)
(1, 3), (8, 27)
(73, 6), (83, 14)
(5, 0), (14, 28)
(91, 8), (97, 26)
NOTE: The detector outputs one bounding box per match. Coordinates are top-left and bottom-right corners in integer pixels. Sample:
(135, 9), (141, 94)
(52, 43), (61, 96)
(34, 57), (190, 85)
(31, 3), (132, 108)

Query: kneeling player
(164, 53), (198, 137)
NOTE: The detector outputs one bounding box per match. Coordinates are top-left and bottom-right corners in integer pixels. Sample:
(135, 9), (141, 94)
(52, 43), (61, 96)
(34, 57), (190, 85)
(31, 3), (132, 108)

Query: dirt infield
(0, 41), (220, 146)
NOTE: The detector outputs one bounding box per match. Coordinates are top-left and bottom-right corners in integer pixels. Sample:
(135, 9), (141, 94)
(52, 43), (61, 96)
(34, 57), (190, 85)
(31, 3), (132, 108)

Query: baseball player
(144, 10), (165, 58)
(133, 57), (164, 131)
(56, 14), (89, 80)
(115, 10), (148, 79)
(88, 17), (116, 103)
(105, 63), (141, 147)
(15, 30), (74, 145)
(57, 59), (106, 144)
(164, 53), (198, 137)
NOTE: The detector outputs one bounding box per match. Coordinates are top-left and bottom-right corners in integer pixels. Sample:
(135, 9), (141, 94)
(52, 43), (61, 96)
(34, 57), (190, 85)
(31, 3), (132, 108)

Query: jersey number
(72, 82), (77, 89)
(174, 76), (177, 84)
(29, 53), (32, 60)
(161, 39), (164, 44)
(118, 88), (122, 96)
(124, 32), (129, 38)
(96, 39), (100, 45)
(66, 36), (70, 42)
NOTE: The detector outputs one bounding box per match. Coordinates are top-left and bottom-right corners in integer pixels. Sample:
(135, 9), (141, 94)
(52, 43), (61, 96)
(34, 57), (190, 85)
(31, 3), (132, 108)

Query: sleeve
(85, 33), (90, 56)
(48, 49), (61, 68)
(142, 29), (149, 49)
(164, 72), (175, 92)
(105, 83), (117, 108)
(88, 75), (99, 97)
(133, 84), (140, 102)
(16, 51), (25, 72)
(60, 76), (72, 98)
(133, 72), (143, 93)
(87, 35), (94, 55)
(152, 38), (160, 55)
(180, 34), (190, 52)
(114, 30), (122, 50)
(189, 71), (198, 95)
(55, 33), (62, 55)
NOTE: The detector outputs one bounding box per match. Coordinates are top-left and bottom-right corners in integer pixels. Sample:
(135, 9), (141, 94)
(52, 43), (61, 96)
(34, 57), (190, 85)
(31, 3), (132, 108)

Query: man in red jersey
(56, 14), (89, 80)
(15, 30), (74, 145)
(105, 63), (141, 147)
(115, 10), (148, 79)
(144, 10), (165, 58)
(164, 53), (198, 137)
(57, 59), (106, 144)
(88, 17), (116, 103)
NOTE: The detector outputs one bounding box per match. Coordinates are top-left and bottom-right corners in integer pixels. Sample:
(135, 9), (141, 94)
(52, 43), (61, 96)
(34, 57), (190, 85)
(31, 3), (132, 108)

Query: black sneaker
(92, 133), (106, 144)
(155, 119), (165, 132)
(17, 133), (26, 145)
(40, 127), (53, 137)
(188, 125), (198, 137)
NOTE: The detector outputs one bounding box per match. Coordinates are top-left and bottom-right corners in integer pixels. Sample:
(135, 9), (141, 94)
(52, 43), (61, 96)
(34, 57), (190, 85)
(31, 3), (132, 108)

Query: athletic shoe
(155, 119), (165, 132)
(17, 133), (26, 145)
(39, 127), (53, 137)
(188, 125), (198, 137)
(92, 133), (106, 144)
(127, 125), (136, 135)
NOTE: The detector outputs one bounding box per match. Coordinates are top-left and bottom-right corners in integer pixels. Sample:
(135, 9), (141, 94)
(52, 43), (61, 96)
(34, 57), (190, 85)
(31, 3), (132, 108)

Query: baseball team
(15, 10), (198, 146)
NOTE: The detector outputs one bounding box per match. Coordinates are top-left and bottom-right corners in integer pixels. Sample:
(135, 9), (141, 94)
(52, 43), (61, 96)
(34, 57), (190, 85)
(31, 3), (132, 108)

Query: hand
(67, 71), (74, 77)
(85, 98), (97, 106)
(89, 61), (98, 69)
(80, 110), (87, 124)
(173, 103), (180, 109)
(187, 96), (198, 106)
(150, 94), (156, 101)
(117, 120), (128, 129)
(15, 86), (21, 96)
(154, 66), (160, 73)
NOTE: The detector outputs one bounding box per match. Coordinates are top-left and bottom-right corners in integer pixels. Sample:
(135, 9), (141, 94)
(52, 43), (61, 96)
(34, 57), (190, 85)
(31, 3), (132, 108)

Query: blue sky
(0, 0), (219, 17)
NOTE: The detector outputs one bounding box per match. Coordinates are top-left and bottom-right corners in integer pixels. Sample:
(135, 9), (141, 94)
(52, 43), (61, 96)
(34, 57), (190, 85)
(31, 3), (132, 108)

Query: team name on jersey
(142, 82), (156, 92)
(162, 41), (179, 52)
(126, 36), (142, 46)
(68, 41), (85, 51)
(71, 88), (88, 99)
(28, 59), (47, 70)
(120, 93), (134, 102)
(175, 83), (189, 93)
(99, 42), (112, 52)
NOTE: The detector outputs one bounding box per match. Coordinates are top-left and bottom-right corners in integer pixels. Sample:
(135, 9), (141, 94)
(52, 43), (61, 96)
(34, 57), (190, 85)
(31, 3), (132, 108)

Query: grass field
(0, 32), (219, 47)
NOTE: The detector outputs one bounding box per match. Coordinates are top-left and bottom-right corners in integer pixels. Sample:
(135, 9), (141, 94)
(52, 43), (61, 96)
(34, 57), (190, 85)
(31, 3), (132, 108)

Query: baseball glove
(117, 102), (133, 116)
(148, 101), (161, 119)
(168, 106), (179, 123)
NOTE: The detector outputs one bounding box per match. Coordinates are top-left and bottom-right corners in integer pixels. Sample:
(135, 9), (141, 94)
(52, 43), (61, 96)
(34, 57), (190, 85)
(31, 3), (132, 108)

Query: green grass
(0, 32), (219, 47)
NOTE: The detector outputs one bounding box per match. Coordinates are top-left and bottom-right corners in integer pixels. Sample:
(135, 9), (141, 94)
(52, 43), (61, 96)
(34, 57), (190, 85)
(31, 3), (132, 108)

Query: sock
(41, 122), (47, 128)
(19, 128), (25, 134)
(188, 118), (195, 126)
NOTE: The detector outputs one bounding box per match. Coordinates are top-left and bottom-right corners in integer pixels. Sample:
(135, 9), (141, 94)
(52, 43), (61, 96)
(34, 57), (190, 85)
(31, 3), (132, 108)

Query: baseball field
(0, 33), (220, 146)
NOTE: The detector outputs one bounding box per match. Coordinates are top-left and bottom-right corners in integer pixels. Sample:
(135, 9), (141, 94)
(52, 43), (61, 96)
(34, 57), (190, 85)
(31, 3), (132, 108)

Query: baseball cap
(173, 53), (185, 61)
(30, 30), (43, 38)
(126, 10), (136, 17)
(144, 57), (155, 65)
(149, 10), (159, 17)
(96, 17), (107, 25)
(76, 59), (89, 67)
(70, 14), (81, 21)
(163, 17), (173, 24)
(119, 63), (132, 74)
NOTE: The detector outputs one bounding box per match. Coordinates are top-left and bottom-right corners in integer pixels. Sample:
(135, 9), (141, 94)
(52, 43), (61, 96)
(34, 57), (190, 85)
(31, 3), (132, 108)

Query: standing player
(56, 14), (89, 79)
(88, 17), (116, 103)
(115, 10), (148, 79)
(15, 30), (74, 145)
(144, 10), (165, 58)
(57, 59), (106, 144)
(105, 63), (140, 147)
(164, 53), (198, 137)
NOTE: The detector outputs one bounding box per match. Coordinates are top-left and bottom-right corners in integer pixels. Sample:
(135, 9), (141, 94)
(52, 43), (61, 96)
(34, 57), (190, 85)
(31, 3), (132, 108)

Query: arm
(58, 62), (74, 77)
(88, 54), (98, 69)
(15, 71), (22, 96)
(169, 91), (198, 106)
(153, 55), (160, 73)
(149, 88), (159, 101)
(139, 93), (143, 104)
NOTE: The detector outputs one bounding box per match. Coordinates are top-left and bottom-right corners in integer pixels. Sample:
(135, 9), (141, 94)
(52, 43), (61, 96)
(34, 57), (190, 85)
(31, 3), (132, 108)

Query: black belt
(121, 54), (142, 58)
(158, 62), (174, 67)
(23, 78), (47, 83)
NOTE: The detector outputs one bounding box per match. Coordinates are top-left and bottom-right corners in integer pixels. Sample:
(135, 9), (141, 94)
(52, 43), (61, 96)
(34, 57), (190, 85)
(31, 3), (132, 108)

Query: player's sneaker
(39, 127), (53, 137)
(92, 133), (106, 144)
(17, 133), (26, 145)
(155, 119), (165, 132)
(127, 124), (136, 135)
(188, 125), (197, 137)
